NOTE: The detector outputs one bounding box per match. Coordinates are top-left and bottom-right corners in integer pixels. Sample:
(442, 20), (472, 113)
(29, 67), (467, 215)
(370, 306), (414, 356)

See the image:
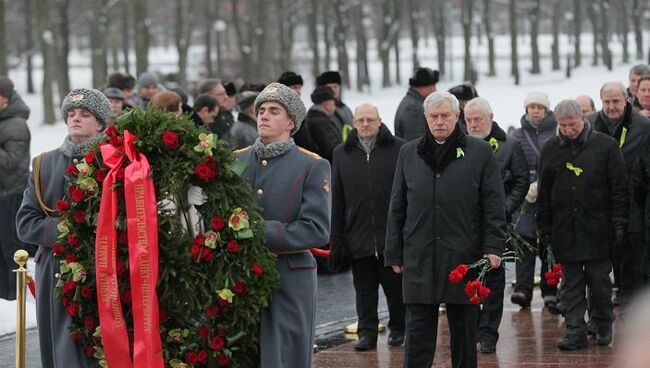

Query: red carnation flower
(197, 350), (208, 364)
(62, 280), (78, 295)
(65, 254), (78, 263)
(69, 185), (85, 202)
(546, 277), (559, 286)
(198, 325), (210, 338)
(251, 263), (264, 278)
(162, 131), (180, 150)
(210, 216), (226, 231)
(67, 234), (81, 247)
(552, 264), (562, 273)
(456, 264), (469, 276)
(448, 270), (463, 283)
(210, 336), (225, 351)
(84, 150), (95, 164)
(52, 243), (65, 256)
(95, 169), (107, 183)
(192, 233), (207, 246)
(478, 286), (491, 298)
(65, 303), (80, 317)
(206, 304), (220, 318)
(185, 351), (199, 365)
(105, 125), (117, 136)
(216, 353), (231, 366)
(55, 199), (71, 212)
(84, 316), (97, 331)
(469, 294), (481, 304)
(233, 280), (247, 295)
(72, 210), (86, 224)
(66, 165), (79, 177)
(226, 240), (240, 254)
(200, 248), (214, 262)
(81, 285), (93, 299)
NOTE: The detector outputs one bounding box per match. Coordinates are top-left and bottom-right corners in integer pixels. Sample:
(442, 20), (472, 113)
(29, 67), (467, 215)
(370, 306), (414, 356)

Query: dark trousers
(478, 266), (505, 344)
(351, 255), (405, 340)
(618, 232), (646, 308)
(404, 303), (478, 368)
(562, 259), (613, 338)
(0, 194), (29, 301)
(514, 236), (557, 299)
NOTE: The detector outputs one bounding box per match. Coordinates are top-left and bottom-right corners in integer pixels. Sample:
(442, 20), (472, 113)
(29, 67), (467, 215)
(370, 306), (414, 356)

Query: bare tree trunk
(509, 0), (519, 84)
(573, 0), (581, 67)
(632, 0), (643, 59)
(231, 0), (252, 78)
(392, 0), (401, 84)
(54, 0), (70, 100)
(203, 0), (214, 78)
(24, 0), (35, 93)
(254, 0), (271, 80)
(110, 3), (120, 73)
(121, 0), (130, 74)
(276, 0), (296, 72)
(551, 0), (562, 71)
(408, 0), (419, 69)
(323, 5), (331, 71)
(620, 0), (629, 63)
(377, 0), (393, 87)
(174, 0), (193, 88)
(587, 2), (599, 66)
(37, 0), (56, 124)
(599, 0), (612, 70)
(483, 0), (495, 76)
(529, 0), (541, 74)
(461, 0), (474, 82)
(352, 2), (369, 91)
(134, 0), (150, 76)
(334, 0), (350, 86)
(308, 0), (320, 78)
(0, 0), (6, 76)
(431, 0), (445, 76)
(91, 0), (108, 88)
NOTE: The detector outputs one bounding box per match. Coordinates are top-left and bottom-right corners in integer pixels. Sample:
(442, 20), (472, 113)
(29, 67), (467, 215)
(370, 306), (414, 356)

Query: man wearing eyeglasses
(330, 103), (406, 351)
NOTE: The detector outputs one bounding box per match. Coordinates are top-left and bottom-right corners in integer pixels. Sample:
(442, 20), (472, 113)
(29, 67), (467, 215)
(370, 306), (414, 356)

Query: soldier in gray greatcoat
(235, 83), (331, 368)
(16, 88), (112, 368)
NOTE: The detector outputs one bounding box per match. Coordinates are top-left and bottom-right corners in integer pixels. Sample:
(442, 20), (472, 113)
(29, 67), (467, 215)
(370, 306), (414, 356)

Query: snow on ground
(1, 32), (646, 334)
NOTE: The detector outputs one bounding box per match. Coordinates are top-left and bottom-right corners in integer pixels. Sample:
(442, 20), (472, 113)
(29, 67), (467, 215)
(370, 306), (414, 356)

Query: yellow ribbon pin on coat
(456, 147), (465, 159)
(566, 162), (583, 176)
(488, 137), (499, 152)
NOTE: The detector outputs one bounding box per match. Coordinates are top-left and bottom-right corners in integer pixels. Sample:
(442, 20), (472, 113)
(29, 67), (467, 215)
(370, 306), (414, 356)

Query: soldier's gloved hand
(525, 181), (538, 203)
(187, 185), (208, 206)
(328, 236), (351, 272)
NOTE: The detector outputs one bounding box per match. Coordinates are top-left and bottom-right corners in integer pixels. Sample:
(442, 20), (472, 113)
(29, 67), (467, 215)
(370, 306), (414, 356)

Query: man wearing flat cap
(395, 67), (439, 141)
(235, 82), (331, 368)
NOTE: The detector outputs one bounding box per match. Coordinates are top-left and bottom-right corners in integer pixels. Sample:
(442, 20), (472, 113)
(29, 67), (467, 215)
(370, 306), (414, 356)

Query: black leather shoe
(511, 291), (531, 308)
(480, 340), (496, 353)
(557, 336), (588, 351)
(354, 337), (377, 351)
(387, 333), (404, 347)
(596, 328), (612, 346)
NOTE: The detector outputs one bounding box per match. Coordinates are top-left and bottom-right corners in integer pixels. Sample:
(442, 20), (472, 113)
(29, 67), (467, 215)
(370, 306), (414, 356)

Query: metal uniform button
(256, 189), (263, 196)
(261, 160), (268, 166)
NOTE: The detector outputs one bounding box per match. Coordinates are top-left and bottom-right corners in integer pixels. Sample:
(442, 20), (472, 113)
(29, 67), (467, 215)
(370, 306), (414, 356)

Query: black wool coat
(331, 124), (405, 259)
(304, 108), (342, 163)
(588, 103), (650, 232)
(537, 124), (629, 263)
(384, 129), (506, 305)
(394, 87), (427, 142)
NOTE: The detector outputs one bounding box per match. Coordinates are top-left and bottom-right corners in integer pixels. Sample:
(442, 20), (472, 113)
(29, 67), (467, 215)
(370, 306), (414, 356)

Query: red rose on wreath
(66, 254), (78, 263)
(195, 157), (217, 182)
(84, 316), (97, 331)
(234, 280), (247, 295)
(227, 240), (240, 254)
(56, 199), (71, 212)
(104, 125), (117, 136)
(211, 216), (226, 231)
(210, 336), (225, 351)
(69, 185), (85, 202)
(162, 131), (180, 150)
(109, 135), (123, 147)
(52, 243), (65, 256)
(84, 150), (95, 164)
(251, 263), (264, 278)
(66, 303), (80, 317)
(66, 165), (79, 177)
(84, 345), (94, 358)
(72, 210), (86, 224)
(198, 325), (210, 338)
(81, 285), (93, 299)
(216, 354), (231, 366)
(197, 350), (208, 364)
(67, 234), (82, 247)
(206, 304), (220, 318)
(185, 351), (199, 365)
(71, 331), (84, 343)
(62, 280), (78, 295)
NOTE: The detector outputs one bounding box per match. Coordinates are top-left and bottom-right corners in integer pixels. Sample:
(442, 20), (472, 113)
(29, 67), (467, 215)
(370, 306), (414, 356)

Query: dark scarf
(483, 121), (507, 152)
(416, 125), (467, 173)
(593, 102), (633, 142)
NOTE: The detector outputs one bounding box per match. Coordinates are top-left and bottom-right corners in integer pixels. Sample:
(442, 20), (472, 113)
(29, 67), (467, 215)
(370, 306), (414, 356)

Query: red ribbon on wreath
(96, 131), (163, 368)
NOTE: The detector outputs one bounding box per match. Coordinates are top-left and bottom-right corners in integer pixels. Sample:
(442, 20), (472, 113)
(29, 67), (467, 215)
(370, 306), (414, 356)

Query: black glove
(537, 230), (551, 250)
(328, 236), (352, 272)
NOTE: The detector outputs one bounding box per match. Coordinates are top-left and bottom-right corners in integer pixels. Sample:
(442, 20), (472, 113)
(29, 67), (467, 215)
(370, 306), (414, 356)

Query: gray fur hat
(254, 82), (306, 135)
(61, 88), (112, 128)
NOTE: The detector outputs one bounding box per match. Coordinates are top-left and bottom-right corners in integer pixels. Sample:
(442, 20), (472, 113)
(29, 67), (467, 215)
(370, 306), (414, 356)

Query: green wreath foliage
(52, 108), (279, 367)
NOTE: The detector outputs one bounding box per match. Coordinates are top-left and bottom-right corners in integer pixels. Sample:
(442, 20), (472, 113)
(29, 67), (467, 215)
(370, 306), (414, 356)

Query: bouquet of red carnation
(543, 244), (562, 286)
(448, 251), (518, 304)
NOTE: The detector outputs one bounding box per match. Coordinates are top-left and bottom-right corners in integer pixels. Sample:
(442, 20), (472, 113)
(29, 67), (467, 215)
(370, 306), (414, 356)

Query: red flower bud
(210, 216), (226, 231)
(84, 150), (96, 164)
(162, 131), (180, 150)
(66, 303), (80, 316)
(210, 336), (225, 351)
(198, 325), (210, 338)
(233, 280), (247, 295)
(227, 240), (240, 254)
(55, 199), (71, 212)
(72, 210), (86, 224)
(251, 263), (264, 278)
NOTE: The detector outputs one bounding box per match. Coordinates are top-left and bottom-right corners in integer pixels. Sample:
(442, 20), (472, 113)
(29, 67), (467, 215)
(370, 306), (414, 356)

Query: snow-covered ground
(1, 32), (646, 335)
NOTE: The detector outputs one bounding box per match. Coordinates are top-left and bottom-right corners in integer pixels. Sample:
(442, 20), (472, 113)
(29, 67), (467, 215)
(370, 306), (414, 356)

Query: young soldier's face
(257, 102), (294, 144)
(67, 108), (102, 144)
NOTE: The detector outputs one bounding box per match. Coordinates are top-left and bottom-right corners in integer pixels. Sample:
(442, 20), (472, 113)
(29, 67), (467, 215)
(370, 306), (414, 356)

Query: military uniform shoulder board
(297, 147), (322, 160)
(233, 146), (252, 154)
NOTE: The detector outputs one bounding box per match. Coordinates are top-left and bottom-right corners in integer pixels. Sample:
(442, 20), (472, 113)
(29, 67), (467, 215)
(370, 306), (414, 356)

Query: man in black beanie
(303, 86), (342, 162)
(0, 76), (33, 300)
(278, 71), (304, 95)
(394, 67), (439, 141)
(316, 70), (354, 140)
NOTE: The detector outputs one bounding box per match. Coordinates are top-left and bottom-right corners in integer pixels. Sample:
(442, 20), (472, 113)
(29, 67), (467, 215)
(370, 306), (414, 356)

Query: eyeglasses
(353, 117), (378, 124)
